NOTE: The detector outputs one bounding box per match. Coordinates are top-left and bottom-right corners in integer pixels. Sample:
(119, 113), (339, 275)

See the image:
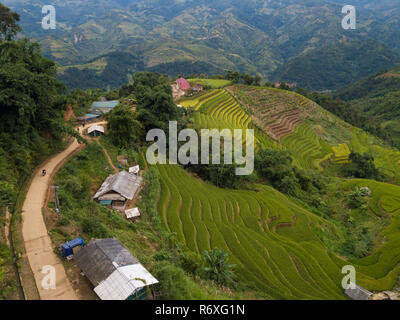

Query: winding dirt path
(96, 141), (119, 173)
(21, 121), (106, 300)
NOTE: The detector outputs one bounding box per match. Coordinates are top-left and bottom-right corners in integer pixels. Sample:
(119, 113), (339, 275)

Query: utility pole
(51, 186), (60, 214)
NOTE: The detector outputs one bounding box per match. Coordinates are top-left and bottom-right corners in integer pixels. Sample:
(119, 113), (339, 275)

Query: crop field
(188, 78), (233, 88)
(332, 144), (351, 164)
(179, 89), (224, 110)
(227, 85), (318, 141)
(161, 85), (400, 298)
(350, 129), (400, 183)
(187, 89), (282, 150)
(155, 164), (400, 299)
(281, 124), (333, 170)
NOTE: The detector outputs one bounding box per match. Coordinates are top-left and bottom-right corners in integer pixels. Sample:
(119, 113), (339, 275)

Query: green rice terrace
(156, 164), (400, 299)
(156, 84), (400, 299)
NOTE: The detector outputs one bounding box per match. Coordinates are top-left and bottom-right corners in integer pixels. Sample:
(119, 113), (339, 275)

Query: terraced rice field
(166, 86), (400, 298)
(180, 89), (224, 110)
(332, 144), (351, 164)
(350, 129), (400, 183)
(281, 124), (333, 170)
(156, 164), (400, 299)
(228, 85), (317, 141)
(181, 87), (400, 180)
(191, 89), (282, 150)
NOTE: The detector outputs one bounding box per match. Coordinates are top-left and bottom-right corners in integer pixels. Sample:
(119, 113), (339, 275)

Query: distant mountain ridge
(7, 0), (400, 90)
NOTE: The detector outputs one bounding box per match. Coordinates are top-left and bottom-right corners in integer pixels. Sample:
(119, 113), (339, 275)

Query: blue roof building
(91, 100), (120, 114)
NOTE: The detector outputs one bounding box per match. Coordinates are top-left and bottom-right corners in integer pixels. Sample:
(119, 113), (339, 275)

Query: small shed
(74, 238), (158, 300)
(88, 125), (105, 137)
(125, 208), (140, 220)
(94, 171), (142, 210)
(193, 83), (204, 92)
(129, 165), (140, 175)
(345, 283), (373, 300)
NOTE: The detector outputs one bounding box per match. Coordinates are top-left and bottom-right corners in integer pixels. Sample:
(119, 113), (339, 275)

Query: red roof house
(176, 78), (191, 91)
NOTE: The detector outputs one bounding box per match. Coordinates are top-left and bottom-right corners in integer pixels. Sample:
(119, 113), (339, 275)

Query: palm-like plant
(203, 248), (236, 286)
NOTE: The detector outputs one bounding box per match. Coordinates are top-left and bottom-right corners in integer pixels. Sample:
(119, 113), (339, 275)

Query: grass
(188, 79), (233, 89)
(157, 165), (343, 299)
(156, 85), (400, 298)
(332, 143), (351, 164)
(156, 163), (400, 298)
(281, 124), (333, 170)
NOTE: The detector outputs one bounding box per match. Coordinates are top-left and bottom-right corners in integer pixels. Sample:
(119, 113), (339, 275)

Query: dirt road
(21, 121), (106, 300)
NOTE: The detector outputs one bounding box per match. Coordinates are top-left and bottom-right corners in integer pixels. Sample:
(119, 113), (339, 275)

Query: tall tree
(0, 4), (21, 42)
(106, 104), (144, 148)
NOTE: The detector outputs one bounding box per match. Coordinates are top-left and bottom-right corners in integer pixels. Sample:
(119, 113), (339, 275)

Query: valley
(2, 0), (400, 304)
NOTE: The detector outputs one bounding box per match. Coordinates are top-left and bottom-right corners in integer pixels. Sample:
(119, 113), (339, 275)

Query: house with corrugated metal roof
(88, 125), (105, 137)
(74, 238), (158, 300)
(93, 171), (142, 210)
(345, 283), (373, 300)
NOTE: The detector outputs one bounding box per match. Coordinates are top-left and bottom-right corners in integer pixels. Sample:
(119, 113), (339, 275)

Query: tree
(225, 70), (241, 84)
(134, 72), (181, 132)
(242, 73), (254, 85)
(0, 39), (66, 135)
(106, 104), (144, 148)
(342, 152), (385, 181)
(203, 248), (236, 286)
(278, 82), (290, 90)
(0, 181), (15, 207)
(0, 4), (21, 42)
(255, 149), (293, 183)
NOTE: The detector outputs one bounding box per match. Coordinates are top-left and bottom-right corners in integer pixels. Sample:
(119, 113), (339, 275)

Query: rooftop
(88, 125), (105, 134)
(93, 171), (142, 201)
(74, 238), (139, 287)
(91, 101), (120, 109)
(345, 283), (373, 300)
(177, 77), (191, 91)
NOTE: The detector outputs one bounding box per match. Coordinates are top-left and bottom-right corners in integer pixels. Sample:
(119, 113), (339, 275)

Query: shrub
(81, 217), (111, 239)
(348, 188), (368, 209)
(179, 251), (204, 276)
(203, 248), (236, 286)
(152, 260), (210, 299)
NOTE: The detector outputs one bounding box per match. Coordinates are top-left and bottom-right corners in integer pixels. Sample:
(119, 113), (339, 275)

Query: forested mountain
(5, 0), (400, 90)
(0, 4), (80, 298)
(334, 67), (400, 147)
(272, 40), (399, 90)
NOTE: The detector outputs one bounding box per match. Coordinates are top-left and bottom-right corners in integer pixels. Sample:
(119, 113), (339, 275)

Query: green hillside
(271, 40), (399, 91)
(226, 85), (400, 182)
(156, 162), (400, 299)
(335, 68), (400, 148)
(166, 83), (400, 298)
